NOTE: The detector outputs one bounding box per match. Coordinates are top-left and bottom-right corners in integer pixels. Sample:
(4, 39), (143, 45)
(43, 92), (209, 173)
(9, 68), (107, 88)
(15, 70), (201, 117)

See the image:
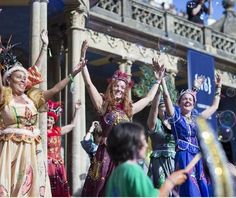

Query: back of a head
(107, 122), (144, 164)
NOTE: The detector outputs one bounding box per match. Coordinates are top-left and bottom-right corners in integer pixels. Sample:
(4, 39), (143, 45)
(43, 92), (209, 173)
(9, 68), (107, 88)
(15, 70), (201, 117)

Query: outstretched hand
(152, 56), (165, 82)
(40, 29), (48, 46)
(167, 169), (187, 186)
(193, 75), (205, 90)
(72, 58), (87, 77)
(81, 40), (88, 59)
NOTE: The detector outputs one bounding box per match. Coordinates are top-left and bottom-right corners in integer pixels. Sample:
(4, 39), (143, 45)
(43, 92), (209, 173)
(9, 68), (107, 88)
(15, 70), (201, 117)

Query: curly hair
(101, 80), (133, 118)
(107, 122), (144, 164)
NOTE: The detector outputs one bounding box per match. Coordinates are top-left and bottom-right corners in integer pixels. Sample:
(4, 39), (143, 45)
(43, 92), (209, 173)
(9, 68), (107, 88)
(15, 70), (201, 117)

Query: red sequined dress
(47, 126), (70, 197)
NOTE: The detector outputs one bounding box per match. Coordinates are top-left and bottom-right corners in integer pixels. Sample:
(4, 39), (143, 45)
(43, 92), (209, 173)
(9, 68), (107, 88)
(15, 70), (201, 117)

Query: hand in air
(40, 29), (49, 46)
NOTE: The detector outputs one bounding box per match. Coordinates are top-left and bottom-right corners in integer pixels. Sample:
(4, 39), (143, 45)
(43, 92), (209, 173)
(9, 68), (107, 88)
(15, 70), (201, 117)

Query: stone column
(66, 1), (89, 195)
(30, 0), (40, 65)
(30, 0), (48, 153)
(39, 0), (48, 154)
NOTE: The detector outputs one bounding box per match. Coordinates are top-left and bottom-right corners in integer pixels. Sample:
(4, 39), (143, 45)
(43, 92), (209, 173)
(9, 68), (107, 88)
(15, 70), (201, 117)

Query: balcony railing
(90, 0), (236, 63)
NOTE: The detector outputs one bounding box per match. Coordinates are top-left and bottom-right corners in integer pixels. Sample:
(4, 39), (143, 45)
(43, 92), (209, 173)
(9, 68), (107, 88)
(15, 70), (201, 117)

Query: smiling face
(8, 70), (27, 95)
(112, 80), (127, 102)
(47, 116), (55, 129)
(178, 93), (195, 115)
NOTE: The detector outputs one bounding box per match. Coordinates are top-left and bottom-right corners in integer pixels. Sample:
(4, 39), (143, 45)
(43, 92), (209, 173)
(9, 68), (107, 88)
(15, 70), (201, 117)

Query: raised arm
(33, 30), (48, 68)
(152, 56), (175, 117)
(81, 40), (103, 112)
(61, 100), (81, 135)
(162, 76), (174, 117)
(200, 73), (222, 119)
(43, 59), (85, 101)
(159, 169), (187, 197)
(147, 89), (161, 131)
(132, 57), (165, 115)
(192, 0), (205, 15)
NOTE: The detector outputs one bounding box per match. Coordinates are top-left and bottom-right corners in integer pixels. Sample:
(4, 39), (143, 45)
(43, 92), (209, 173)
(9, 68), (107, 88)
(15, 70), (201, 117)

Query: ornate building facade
(0, 0), (236, 195)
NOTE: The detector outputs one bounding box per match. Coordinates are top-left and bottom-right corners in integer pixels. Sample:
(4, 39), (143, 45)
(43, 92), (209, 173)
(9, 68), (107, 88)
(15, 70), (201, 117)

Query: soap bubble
(218, 110), (236, 128)
(226, 87), (236, 97)
(218, 127), (233, 143)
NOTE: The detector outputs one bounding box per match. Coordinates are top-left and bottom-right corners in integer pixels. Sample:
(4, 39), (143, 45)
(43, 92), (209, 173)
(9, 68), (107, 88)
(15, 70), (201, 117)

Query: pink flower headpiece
(178, 89), (197, 104)
(108, 70), (134, 88)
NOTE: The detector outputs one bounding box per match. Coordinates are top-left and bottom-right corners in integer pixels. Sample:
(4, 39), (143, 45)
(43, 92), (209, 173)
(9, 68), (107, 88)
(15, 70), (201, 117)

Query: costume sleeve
(80, 139), (98, 155)
(27, 87), (46, 110)
(54, 126), (61, 135)
(26, 65), (43, 90)
(168, 105), (181, 124)
(0, 87), (12, 110)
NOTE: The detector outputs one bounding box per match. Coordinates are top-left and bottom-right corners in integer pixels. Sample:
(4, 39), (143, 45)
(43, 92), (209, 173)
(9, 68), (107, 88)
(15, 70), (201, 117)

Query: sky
(173, 0), (236, 20)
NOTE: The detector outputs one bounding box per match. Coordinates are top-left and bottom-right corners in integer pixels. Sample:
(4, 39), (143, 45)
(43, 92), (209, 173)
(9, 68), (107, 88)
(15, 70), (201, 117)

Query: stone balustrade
(90, 0), (236, 63)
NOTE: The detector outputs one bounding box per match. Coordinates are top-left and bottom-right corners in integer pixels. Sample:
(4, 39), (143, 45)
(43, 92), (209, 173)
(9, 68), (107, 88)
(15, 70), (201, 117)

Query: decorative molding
(86, 29), (236, 88)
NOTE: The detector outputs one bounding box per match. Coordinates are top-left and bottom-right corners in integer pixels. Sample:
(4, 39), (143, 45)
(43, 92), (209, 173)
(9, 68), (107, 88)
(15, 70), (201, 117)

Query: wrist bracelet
(68, 74), (74, 82)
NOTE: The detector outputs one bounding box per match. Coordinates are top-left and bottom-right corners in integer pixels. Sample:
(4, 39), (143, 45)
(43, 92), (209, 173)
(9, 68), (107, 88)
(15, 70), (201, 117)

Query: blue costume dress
(169, 106), (212, 197)
(148, 118), (175, 188)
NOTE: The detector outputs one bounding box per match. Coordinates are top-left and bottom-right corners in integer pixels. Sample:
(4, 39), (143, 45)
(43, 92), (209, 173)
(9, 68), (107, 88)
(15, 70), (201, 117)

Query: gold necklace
(183, 115), (192, 123)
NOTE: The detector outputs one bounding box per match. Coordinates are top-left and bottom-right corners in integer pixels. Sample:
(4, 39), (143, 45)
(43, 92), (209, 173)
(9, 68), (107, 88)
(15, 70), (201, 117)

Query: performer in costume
(80, 41), (166, 196)
(47, 100), (80, 197)
(156, 57), (222, 196)
(0, 31), (85, 197)
(147, 88), (175, 188)
(81, 121), (102, 160)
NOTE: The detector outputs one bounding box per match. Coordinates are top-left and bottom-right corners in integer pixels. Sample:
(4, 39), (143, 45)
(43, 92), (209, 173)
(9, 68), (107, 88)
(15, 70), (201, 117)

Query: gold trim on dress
(0, 134), (41, 144)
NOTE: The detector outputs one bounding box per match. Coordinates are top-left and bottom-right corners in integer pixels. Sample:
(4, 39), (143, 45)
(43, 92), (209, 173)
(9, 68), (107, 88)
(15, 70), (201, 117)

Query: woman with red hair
(80, 40), (165, 196)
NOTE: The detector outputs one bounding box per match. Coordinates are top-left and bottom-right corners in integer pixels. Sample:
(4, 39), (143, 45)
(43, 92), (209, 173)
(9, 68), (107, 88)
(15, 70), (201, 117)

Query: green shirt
(106, 161), (159, 197)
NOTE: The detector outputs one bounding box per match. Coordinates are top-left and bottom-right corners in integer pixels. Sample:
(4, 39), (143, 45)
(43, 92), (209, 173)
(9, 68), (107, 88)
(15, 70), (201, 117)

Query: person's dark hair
(107, 122), (144, 164)
(93, 123), (102, 136)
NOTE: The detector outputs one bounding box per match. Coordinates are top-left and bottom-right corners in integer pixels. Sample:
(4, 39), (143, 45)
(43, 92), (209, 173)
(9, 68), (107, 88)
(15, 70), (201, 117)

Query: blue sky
(173, 0), (236, 20)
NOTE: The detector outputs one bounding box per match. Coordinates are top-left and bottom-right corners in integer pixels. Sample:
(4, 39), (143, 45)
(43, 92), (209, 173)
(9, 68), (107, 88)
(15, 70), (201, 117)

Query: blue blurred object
(48, 0), (64, 16)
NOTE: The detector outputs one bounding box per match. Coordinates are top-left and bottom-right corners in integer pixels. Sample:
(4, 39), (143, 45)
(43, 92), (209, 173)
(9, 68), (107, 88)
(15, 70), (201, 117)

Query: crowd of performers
(0, 29), (235, 197)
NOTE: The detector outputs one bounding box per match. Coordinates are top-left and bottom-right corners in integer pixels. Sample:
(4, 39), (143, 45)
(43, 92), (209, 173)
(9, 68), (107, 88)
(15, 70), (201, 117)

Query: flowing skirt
(48, 159), (70, 197)
(0, 135), (51, 197)
(82, 144), (115, 197)
(175, 150), (212, 197)
(148, 155), (175, 188)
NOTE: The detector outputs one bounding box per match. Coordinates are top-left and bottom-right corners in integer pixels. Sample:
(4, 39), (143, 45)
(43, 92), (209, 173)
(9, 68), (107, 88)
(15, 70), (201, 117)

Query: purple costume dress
(169, 106), (212, 197)
(82, 104), (130, 196)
